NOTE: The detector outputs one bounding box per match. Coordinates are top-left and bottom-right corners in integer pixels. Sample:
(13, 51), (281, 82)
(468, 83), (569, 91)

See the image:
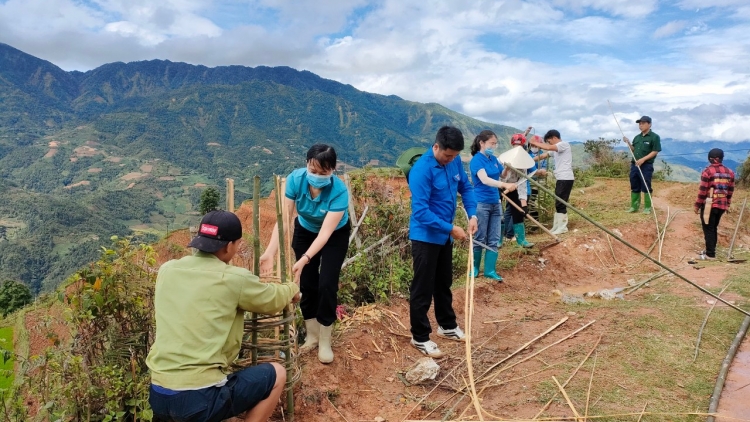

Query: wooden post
(251, 176), (260, 365)
(226, 178), (235, 212)
(727, 197), (747, 259)
(274, 175), (294, 420)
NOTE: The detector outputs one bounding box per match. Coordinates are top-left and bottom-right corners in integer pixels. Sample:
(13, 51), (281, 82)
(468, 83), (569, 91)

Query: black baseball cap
(708, 148), (724, 161)
(636, 116), (652, 124)
(188, 210), (243, 252)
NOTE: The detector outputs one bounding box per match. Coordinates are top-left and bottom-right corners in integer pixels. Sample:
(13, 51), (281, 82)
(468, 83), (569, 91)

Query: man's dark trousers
(701, 207), (725, 258)
(410, 239), (457, 342)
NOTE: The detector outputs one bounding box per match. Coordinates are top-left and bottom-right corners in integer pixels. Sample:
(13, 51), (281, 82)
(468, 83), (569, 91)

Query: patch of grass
(0, 326), (14, 389)
(537, 287), (746, 420)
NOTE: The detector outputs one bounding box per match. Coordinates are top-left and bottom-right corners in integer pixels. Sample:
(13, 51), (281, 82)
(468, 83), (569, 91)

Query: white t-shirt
(550, 141), (574, 181)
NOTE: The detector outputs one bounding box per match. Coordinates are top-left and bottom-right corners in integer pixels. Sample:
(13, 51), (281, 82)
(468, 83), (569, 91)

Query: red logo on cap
(200, 224), (219, 236)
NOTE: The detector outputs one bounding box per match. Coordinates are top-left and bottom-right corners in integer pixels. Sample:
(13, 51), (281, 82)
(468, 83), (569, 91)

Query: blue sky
(1, 0), (750, 143)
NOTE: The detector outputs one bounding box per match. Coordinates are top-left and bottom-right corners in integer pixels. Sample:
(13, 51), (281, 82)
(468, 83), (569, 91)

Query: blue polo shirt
(469, 152), (500, 203)
(285, 168), (349, 233)
(408, 148), (477, 244)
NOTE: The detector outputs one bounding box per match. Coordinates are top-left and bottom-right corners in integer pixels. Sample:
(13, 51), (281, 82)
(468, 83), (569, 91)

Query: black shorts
(149, 363), (277, 422)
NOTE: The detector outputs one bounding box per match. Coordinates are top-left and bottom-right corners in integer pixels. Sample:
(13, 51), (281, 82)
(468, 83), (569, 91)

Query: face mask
(307, 172), (332, 189)
(484, 148), (495, 156)
(530, 147), (540, 153)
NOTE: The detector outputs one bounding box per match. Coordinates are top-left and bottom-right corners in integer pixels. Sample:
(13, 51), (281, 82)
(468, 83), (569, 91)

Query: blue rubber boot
(514, 223), (534, 248)
(483, 250), (503, 281)
(472, 248), (482, 277)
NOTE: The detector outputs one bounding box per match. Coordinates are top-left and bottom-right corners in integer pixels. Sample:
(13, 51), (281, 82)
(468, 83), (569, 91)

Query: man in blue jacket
(408, 126), (478, 358)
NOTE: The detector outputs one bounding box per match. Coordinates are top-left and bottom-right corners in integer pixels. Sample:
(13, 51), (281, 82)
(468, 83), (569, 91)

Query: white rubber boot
(549, 213), (561, 233)
(551, 213), (569, 235)
(299, 319), (319, 354)
(318, 324), (334, 364)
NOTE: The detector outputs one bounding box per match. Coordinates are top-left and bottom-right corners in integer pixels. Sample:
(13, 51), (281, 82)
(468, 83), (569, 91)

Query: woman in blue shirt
(260, 144), (350, 364)
(469, 130), (517, 281)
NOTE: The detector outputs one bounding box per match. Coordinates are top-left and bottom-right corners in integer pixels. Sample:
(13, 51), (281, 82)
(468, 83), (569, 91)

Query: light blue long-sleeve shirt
(408, 147), (477, 244)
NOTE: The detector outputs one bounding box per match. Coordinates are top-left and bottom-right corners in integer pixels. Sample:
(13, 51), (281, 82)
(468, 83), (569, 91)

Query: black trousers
(700, 207), (725, 258)
(409, 240), (458, 342)
(554, 180), (575, 214)
(505, 189), (525, 224)
(292, 218), (350, 326)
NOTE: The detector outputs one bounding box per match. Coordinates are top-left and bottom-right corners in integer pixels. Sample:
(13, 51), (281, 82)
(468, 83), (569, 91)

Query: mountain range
(1, 43), (748, 292)
(0, 42), (518, 292)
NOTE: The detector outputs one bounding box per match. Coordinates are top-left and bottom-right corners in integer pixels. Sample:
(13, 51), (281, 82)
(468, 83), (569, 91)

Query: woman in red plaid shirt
(694, 148), (735, 259)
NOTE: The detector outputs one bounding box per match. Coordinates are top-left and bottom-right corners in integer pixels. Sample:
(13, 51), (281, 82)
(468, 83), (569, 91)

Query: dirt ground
(18, 178), (750, 421)
(280, 179), (750, 422)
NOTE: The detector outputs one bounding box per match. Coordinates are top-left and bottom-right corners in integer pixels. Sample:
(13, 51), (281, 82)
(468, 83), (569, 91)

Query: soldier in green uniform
(622, 116), (661, 214)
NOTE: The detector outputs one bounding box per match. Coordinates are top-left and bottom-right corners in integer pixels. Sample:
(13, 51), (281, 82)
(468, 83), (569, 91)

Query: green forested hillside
(0, 43), (518, 292)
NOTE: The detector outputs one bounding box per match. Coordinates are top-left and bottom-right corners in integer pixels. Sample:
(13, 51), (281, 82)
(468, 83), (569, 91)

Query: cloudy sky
(2, 0), (750, 143)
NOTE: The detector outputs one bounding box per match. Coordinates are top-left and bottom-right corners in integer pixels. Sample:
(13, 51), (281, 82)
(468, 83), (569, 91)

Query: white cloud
(1, 0), (750, 142)
(654, 21), (687, 39)
(552, 0), (658, 18)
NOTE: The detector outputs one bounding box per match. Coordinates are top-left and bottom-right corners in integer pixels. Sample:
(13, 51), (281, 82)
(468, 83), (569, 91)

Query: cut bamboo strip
(553, 376), (582, 422)
(534, 336), (601, 419)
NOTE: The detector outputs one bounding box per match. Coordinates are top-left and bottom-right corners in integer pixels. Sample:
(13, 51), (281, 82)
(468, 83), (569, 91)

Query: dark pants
(502, 202), (514, 238)
(410, 240), (457, 342)
(149, 364), (276, 422)
(630, 162), (654, 193)
(700, 207), (725, 258)
(505, 189), (525, 224)
(292, 218), (350, 327)
(554, 180), (575, 214)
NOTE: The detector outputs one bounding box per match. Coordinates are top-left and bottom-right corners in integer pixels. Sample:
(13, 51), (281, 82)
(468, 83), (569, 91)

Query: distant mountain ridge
(0, 42), (518, 292)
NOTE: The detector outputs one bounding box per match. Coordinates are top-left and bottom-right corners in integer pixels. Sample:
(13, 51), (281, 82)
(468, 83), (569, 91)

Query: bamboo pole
(727, 197), (747, 259)
(694, 281), (734, 362)
(553, 376), (582, 422)
(508, 166), (750, 317)
(226, 178), (235, 212)
(252, 176), (261, 366)
(501, 191), (560, 242)
(274, 175), (294, 419)
(706, 315), (750, 422)
(400, 324), (511, 422)
(607, 100), (660, 237)
(463, 231), (484, 421)
(348, 204), (369, 246)
(533, 336), (601, 419)
(343, 174), (362, 248)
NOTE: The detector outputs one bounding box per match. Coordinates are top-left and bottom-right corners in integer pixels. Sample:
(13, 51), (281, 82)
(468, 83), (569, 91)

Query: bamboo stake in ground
(509, 166), (750, 317)
(463, 231), (483, 421)
(727, 197), (747, 259)
(274, 175), (294, 419)
(251, 176), (261, 365)
(694, 281), (734, 362)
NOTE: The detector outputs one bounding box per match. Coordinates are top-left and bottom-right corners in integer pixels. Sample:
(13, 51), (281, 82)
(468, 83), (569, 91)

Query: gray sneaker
(410, 338), (444, 358)
(437, 325), (466, 342)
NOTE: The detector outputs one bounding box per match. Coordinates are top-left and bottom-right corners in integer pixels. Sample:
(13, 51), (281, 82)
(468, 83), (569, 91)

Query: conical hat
(396, 147), (427, 181)
(496, 146), (534, 170)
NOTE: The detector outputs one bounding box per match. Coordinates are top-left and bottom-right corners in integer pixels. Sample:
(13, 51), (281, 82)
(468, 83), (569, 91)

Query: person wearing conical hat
(469, 130), (518, 281)
(529, 130), (574, 234)
(499, 132), (534, 248)
(694, 148), (735, 260)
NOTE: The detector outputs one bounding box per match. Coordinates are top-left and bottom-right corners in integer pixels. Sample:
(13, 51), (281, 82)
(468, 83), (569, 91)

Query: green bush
(0, 237), (156, 421)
